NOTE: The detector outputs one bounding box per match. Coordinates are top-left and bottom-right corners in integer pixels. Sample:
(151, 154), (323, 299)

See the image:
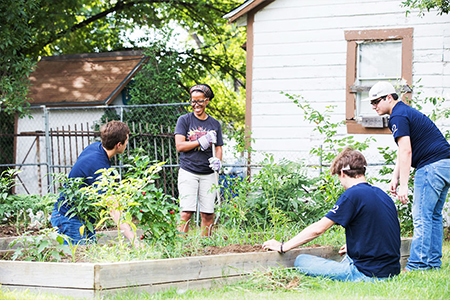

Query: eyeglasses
(190, 99), (207, 105)
(371, 96), (387, 106)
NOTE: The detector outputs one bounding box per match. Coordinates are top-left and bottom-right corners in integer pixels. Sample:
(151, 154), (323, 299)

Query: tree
(0, 1), (38, 115)
(402, 0), (450, 15)
(0, 0), (246, 130)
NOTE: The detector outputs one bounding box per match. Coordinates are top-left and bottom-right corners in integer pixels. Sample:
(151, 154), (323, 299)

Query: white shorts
(178, 168), (217, 214)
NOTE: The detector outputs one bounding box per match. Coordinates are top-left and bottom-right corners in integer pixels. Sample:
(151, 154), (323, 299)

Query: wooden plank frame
(0, 238), (412, 298)
(345, 28), (413, 134)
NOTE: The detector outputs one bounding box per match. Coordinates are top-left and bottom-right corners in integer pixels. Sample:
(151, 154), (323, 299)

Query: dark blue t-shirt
(175, 112), (223, 174)
(325, 183), (401, 278)
(55, 142), (111, 214)
(389, 101), (450, 169)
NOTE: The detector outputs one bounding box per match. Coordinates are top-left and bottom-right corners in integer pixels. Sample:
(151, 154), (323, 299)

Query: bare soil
(0, 224), (41, 237)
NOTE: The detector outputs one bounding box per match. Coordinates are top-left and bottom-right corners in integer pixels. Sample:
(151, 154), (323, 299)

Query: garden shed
(224, 0), (450, 166)
(11, 50), (149, 195)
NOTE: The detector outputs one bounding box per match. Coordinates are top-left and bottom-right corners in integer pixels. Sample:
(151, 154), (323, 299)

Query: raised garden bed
(0, 236), (411, 298)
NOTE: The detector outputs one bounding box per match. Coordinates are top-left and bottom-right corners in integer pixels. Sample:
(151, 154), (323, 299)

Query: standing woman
(175, 84), (223, 236)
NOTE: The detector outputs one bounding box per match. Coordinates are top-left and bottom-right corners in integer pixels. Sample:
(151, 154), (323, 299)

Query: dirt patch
(198, 243), (323, 256)
(203, 244), (265, 255)
(0, 224), (42, 237)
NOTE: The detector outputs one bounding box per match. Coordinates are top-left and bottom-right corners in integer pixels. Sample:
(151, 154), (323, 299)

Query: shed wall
(250, 0), (450, 165)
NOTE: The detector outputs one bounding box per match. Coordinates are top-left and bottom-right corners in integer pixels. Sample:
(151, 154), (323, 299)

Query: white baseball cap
(363, 81), (396, 102)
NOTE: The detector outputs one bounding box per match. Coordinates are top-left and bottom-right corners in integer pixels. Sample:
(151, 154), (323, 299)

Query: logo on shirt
(330, 205), (339, 214)
(391, 124), (398, 136)
(188, 127), (209, 151)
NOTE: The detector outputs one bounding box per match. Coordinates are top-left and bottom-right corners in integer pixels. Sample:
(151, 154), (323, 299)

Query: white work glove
(208, 157), (221, 172)
(197, 131), (217, 151)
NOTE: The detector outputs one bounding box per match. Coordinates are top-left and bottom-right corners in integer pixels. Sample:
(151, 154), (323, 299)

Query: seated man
(263, 147), (401, 282)
(51, 120), (139, 246)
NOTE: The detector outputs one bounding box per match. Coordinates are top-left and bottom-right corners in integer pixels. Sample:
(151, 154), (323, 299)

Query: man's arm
(110, 207), (140, 247)
(395, 136), (412, 204)
(390, 158), (400, 196)
(262, 217), (335, 252)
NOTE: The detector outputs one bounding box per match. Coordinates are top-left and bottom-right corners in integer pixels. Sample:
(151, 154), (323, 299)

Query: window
(345, 28), (413, 134)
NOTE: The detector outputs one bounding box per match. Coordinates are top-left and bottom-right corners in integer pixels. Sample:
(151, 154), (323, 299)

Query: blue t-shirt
(325, 183), (401, 278)
(175, 112), (223, 174)
(389, 101), (450, 169)
(55, 142), (111, 214)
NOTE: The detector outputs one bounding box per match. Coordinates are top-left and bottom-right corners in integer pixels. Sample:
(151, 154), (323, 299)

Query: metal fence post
(119, 106), (124, 179)
(43, 105), (54, 193)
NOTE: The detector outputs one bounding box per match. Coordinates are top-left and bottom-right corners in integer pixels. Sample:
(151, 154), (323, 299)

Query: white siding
(249, 0), (450, 163)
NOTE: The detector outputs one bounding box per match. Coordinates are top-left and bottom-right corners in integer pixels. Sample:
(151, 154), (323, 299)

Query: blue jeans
(51, 209), (96, 245)
(295, 254), (386, 282)
(406, 159), (450, 271)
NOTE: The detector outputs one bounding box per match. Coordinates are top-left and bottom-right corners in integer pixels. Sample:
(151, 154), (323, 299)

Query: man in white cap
(367, 81), (450, 271)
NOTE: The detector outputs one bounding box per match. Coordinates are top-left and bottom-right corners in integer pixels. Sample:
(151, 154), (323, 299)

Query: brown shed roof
(28, 50), (148, 107)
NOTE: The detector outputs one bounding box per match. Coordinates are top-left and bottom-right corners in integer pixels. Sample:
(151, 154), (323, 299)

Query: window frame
(345, 28), (413, 134)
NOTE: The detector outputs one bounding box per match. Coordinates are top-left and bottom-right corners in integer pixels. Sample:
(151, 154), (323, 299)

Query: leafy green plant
(252, 155), (311, 232)
(125, 155), (180, 248)
(218, 174), (254, 228)
(218, 154), (317, 238)
(1, 194), (53, 235)
(53, 173), (101, 237)
(82, 167), (145, 247)
(305, 171), (344, 226)
(0, 168), (19, 200)
(9, 228), (70, 262)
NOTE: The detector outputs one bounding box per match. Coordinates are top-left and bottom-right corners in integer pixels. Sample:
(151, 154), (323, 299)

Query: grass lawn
(1, 241), (449, 300)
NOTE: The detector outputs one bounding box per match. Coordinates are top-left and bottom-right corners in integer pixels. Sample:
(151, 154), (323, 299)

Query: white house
(224, 0), (450, 167)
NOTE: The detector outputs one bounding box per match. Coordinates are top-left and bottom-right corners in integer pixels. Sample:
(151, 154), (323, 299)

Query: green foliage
(54, 173), (101, 236)
(306, 171), (344, 225)
(82, 167), (147, 246)
(218, 154), (330, 236)
(402, 0), (450, 15)
(1, 170), (55, 234)
(218, 174), (254, 228)
(0, 0), (37, 115)
(124, 155), (180, 247)
(0, 169), (19, 199)
(0, 112), (16, 172)
(0, 194), (54, 234)
(252, 155), (310, 231)
(128, 41), (187, 105)
(1, 0), (246, 130)
(9, 228), (70, 262)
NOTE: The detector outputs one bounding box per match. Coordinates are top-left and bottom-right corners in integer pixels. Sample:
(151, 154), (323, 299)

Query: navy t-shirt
(175, 112), (223, 174)
(55, 142), (111, 214)
(389, 101), (450, 169)
(325, 183), (401, 278)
